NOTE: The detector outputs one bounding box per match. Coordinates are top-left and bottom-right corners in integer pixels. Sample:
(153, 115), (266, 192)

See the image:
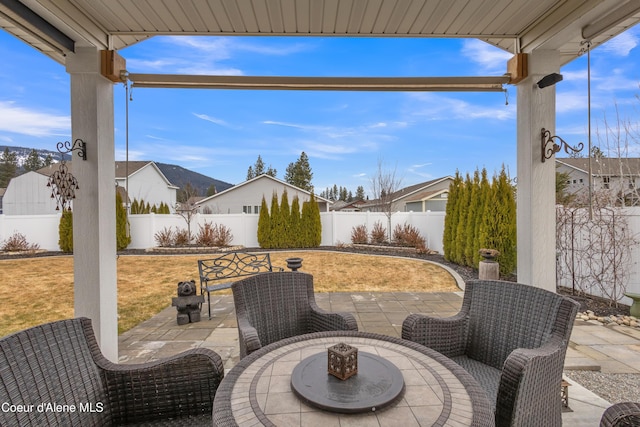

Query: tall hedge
(58, 210), (73, 253)
(116, 191), (131, 251)
(256, 191), (321, 249)
(443, 171), (462, 261)
(444, 166), (516, 275)
(280, 190), (292, 247)
(290, 195), (302, 247)
(57, 192), (132, 252)
(257, 196), (270, 247)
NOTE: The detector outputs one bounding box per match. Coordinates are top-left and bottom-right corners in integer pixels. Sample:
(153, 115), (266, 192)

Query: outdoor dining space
(112, 272), (638, 427)
(2, 268), (640, 426)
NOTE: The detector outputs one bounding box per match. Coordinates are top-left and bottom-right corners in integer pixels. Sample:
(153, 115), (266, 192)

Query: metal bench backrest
(198, 252), (276, 287)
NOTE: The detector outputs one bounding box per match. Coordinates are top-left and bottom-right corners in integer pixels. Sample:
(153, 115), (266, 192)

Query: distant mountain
(1, 146), (233, 196)
(155, 162), (233, 197)
(1, 145), (69, 173)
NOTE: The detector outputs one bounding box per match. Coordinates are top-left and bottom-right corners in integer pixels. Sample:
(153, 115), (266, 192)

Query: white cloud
(601, 31), (639, 57)
(193, 113), (230, 127)
(0, 101), (69, 137)
(407, 92), (514, 121)
(461, 40), (512, 74)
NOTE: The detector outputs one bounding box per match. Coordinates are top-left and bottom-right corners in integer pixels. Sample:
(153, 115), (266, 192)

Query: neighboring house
(556, 158), (640, 206)
(361, 176), (454, 213)
(195, 174), (331, 214)
(114, 161), (179, 210)
(330, 199), (368, 212)
(2, 161), (178, 215)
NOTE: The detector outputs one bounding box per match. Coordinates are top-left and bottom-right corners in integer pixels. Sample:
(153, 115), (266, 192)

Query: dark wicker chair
(232, 271), (358, 358)
(600, 402), (640, 426)
(402, 279), (579, 427)
(0, 317), (224, 426)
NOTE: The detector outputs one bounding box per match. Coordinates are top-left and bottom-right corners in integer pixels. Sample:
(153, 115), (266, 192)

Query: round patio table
(212, 331), (494, 427)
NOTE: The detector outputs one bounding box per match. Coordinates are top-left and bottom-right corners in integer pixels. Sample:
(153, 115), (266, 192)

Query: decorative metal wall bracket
(541, 128), (584, 162)
(57, 138), (87, 160)
(46, 139), (88, 211)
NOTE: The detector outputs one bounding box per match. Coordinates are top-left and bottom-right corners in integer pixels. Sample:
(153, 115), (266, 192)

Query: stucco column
(66, 47), (118, 361)
(516, 50), (560, 292)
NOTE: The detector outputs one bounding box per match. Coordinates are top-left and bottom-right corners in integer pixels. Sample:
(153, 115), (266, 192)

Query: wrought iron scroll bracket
(46, 139), (87, 211)
(541, 128), (584, 162)
(57, 138), (87, 160)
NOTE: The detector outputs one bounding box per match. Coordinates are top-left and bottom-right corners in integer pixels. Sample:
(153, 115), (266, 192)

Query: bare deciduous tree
(370, 159), (403, 242)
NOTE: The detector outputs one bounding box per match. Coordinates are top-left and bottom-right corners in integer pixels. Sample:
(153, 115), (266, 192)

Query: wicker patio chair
(600, 402), (640, 426)
(0, 317), (224, 426)
(232, 271), (358, 358)
(402, 279), (580, 427)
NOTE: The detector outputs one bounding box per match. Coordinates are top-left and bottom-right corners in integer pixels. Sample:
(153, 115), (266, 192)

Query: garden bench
(198, 252), (283, 319)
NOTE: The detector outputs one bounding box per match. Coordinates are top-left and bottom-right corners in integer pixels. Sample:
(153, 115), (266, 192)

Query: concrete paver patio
(118, 290), (640, 426)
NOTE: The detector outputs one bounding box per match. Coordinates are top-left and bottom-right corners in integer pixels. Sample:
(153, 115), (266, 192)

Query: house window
(254, 206), (260, 214)
(603, 176), (610, 189)
(243, 205), (250, 214)
(579, 179), (584, 183)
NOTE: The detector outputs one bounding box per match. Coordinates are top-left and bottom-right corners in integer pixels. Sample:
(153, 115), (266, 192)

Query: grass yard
(0, 251), (458, 337)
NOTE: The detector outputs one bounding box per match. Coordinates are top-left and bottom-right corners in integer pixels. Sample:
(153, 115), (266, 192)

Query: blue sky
(2, 27), (640, 196)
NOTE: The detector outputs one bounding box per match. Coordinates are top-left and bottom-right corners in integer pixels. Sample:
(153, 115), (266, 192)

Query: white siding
(116, 164), (177, 210)
(3, 172), (60, 215)
(198, 176), (326, 214)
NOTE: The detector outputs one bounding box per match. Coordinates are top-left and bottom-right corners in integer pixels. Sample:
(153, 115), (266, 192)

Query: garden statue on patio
(172, 280), (204, 325)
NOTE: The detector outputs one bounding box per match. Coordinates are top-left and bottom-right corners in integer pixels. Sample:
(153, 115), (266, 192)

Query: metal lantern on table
(327, 342), (358, 380)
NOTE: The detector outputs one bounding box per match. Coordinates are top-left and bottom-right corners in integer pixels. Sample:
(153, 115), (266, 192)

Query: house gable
(196, 174), (331, 214)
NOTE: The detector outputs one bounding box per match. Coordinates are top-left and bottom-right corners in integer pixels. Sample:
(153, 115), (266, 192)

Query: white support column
(516, 50), (561, 292)
(66, 47), (118, 361)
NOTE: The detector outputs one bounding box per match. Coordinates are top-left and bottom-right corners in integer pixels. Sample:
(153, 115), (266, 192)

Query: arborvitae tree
(269, 191), (282, 248)
(290, 195), (302, 247)
(279, 190), (292, 247)
(300, 198), (312, 247)
(443, 171), (463, 261)
(473, 168), (492, 266)
(306, 193), (322, 247)
(23, 149), (43, 172)
(453, 173), (472, 264)
(130, 199), (140, 214)
(309, 193), (322, 248)
(493, 166), (517, 275)
(116, 191), (131, 251)
(58, 210), (73, 253)
(257, 196), (271, 248)
(463, 170), (481, 267)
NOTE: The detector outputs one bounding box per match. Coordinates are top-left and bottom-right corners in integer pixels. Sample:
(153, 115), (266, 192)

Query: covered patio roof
(2, 0), (640, 361)
(2, 0), (640, 65)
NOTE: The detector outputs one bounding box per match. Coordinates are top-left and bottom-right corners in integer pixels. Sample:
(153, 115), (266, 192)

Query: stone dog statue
(172, 280), (203, 325)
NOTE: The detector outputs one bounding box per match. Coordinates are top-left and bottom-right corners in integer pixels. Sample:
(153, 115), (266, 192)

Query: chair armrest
(496, 337), (567, 427)
(600, 402), (640, 427)
(97, 348), (224, 424)
(237, 317), (262, 358)
(401, 312), (468, 357)
(309, 307), (358, 332)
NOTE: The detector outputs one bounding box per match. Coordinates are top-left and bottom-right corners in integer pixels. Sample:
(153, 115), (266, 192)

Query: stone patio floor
(118, 290), (640, 426)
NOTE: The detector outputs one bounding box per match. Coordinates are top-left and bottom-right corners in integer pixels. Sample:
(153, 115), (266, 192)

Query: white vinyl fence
(0, 211), (446, 254)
